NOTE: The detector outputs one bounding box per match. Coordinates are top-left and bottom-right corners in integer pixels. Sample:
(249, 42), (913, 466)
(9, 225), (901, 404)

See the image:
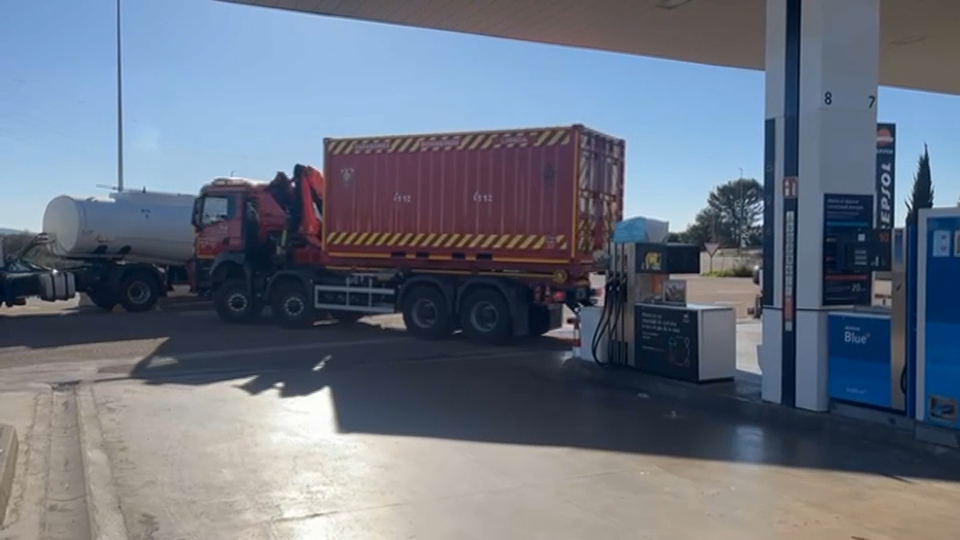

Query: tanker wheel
(459, 288), (513, 345)
(213, 279), (262, 324)
(87, 290), (117, 312)
(401, 286), (453, 340)
(118, 271), (161, 313)
(271, 281), (316, 329)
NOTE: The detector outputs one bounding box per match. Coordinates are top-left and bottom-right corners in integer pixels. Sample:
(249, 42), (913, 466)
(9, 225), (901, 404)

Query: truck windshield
(200, 195), (234, 225)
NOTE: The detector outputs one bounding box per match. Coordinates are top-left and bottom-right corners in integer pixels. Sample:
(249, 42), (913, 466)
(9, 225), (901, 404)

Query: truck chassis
(211, 261), (574, 345)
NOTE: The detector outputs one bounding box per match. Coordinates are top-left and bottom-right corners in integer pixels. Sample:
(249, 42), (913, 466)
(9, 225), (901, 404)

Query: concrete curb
(77, 385), (128, 540)
(0, 424), (18, 527)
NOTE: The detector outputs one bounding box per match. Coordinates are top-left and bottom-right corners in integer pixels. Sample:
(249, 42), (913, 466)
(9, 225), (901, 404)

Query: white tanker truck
(34, 189), (202, 312)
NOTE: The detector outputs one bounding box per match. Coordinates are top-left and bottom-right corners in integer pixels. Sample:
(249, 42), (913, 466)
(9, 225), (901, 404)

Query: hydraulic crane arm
(264, 164), (326, 251)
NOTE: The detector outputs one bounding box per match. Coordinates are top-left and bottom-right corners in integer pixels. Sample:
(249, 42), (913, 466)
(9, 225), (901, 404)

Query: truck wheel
(118, 271), (161, 313)
(401, 286), (452, 340)
(459, 288), (513, 345)
(271, 281), (315, 329)
(87, 290), (117, 312)
(214, 279), (262, 323)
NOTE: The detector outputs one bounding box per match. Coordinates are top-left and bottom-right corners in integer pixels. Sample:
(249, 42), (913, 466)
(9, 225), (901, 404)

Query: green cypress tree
(905, 144), (934, 226)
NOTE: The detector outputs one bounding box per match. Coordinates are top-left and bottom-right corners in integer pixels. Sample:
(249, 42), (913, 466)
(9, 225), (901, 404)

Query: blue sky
(2, 0), (959, 232)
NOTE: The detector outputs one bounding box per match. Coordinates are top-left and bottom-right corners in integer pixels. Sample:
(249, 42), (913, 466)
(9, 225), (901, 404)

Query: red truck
(191, 124), (624, 344)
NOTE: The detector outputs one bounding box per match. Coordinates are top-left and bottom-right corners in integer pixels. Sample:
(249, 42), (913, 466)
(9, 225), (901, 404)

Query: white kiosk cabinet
(634, 303), (737, 383)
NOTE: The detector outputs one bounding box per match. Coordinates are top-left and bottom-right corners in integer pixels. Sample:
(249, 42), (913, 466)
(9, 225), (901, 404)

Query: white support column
(759, 0), (880, 411)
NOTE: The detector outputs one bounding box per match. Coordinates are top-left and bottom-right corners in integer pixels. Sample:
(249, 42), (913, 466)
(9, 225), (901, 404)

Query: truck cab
(191, 176), (293, 303)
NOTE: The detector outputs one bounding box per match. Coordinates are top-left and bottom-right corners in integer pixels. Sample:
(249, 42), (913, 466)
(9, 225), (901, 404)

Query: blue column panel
(827, 313), (892, 409)
(920, 215), (960, 427)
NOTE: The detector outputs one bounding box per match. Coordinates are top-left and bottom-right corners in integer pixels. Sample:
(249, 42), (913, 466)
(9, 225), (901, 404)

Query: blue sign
(920, 216), (960, 427)
(828, 313), (892, 409)
(822, 194), (874, 306)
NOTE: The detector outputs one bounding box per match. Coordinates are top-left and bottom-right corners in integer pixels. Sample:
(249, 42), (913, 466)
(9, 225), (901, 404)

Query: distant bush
(703, 264), (755, 278)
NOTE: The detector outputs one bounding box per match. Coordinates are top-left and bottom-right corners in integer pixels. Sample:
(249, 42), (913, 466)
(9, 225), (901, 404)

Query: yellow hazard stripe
(329, 128), (572, 155)
(324, 233), (562, 250)
(469, 234), (485, 248)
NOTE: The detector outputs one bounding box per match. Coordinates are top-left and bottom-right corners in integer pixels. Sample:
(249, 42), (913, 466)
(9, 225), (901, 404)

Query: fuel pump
(580, 221), (740, 383)
(591, 242), (666, 367)
(585, 216), (701, 368)
(584, 216), (667, 367)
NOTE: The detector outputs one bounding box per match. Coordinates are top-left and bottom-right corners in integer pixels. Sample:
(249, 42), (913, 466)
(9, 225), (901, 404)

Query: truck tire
(214, 279), (262, 323)
(401, 286), (453, 340)
(459, 288), (513, 345)
(271, 281), (315, 329)
(87, 290), (117, 312)
(118, 270), (161, 313)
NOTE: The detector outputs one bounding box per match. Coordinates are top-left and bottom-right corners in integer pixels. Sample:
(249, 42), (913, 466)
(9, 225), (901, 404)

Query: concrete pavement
(0, 424), (17, 528)
(2, 289), (959, 539)
(0, 341), (958, 537)
(15, 351), (960, 539)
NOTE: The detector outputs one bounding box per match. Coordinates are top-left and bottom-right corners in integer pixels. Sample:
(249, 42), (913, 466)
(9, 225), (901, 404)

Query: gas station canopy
(220, 0), (960, 95)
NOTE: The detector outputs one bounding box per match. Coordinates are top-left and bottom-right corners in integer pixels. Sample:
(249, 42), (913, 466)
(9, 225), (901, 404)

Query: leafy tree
(680, 207), (721, 248)
(665, 232), (684, 243)
(682, 178), (763, 249)
(905, 145), (934, 226)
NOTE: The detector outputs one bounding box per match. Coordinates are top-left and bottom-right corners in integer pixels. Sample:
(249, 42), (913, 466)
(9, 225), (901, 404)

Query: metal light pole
(737, 167), (747, 251)
(116, 0), (125, 192)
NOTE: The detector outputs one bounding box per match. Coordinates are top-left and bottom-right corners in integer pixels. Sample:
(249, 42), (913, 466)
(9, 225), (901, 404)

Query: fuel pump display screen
(632, 243), (701, 274)
(634, 304), (700, 382)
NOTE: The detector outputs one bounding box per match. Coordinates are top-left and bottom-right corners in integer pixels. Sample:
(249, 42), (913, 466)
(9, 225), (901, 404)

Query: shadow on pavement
(0, 299), (212, 350)
(127, 328), (960, 486)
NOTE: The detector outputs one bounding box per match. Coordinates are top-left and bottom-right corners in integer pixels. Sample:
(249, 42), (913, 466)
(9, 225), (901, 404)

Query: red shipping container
(322, 125), (624, 280)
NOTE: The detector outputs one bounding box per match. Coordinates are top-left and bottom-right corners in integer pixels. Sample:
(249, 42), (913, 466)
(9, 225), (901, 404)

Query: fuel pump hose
(591, 277), (625, 368)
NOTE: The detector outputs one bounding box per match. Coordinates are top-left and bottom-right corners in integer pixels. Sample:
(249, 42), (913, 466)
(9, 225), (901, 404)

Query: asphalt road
(0, 319), (957, 539)
(0, 274), (888, 373)
(3, 276), (955, 540)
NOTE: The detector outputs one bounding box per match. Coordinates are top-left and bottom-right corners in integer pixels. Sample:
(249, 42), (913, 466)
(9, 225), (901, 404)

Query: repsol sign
(876, 123), (896, 230)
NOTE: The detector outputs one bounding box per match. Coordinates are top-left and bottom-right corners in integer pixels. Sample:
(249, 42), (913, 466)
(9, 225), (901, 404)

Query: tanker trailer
(41, 189), (199, 312)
